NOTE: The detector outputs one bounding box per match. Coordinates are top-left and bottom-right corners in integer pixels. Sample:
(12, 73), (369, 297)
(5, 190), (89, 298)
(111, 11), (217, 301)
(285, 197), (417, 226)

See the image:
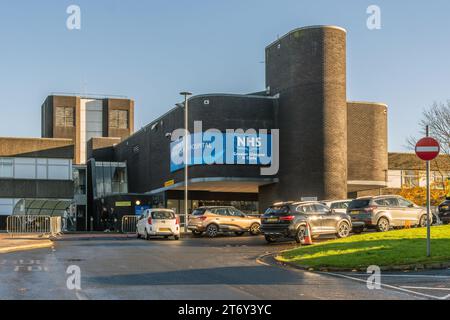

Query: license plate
(442, 206), (449, 210)
(351, 211), (360, 215)
(159, 228), (171, 232)
(266, 218), (278, 223)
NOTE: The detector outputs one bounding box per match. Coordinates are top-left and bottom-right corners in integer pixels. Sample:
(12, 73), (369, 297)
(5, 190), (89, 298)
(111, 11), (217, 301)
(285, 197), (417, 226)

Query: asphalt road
(0, 234), (446, 300)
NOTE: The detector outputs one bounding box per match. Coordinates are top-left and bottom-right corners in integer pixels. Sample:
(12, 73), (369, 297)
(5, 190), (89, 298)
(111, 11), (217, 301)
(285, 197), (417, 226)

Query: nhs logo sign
(170, 130), (273, 173)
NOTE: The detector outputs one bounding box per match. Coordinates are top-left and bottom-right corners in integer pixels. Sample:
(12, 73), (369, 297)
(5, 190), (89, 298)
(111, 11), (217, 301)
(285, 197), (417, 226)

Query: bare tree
(407, 100), (450, 189)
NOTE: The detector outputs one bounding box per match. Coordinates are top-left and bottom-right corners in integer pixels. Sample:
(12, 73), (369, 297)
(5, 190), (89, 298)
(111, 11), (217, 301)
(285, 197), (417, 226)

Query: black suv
(438, 199), (450, 224)
(260, 202), (352, 243)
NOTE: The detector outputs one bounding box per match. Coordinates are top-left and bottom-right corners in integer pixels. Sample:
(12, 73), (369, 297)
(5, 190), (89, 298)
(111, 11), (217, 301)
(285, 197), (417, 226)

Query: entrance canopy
(150, 177), (278, 194)
(13, 199), (72, 217)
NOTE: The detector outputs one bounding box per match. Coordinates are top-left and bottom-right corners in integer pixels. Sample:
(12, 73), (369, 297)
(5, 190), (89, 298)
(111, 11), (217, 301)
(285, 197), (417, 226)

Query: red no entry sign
(415, 137), (440, 161)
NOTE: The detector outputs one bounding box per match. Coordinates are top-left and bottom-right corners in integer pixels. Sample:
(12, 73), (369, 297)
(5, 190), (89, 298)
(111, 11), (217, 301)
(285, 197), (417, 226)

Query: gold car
(188, 206), (261, 238)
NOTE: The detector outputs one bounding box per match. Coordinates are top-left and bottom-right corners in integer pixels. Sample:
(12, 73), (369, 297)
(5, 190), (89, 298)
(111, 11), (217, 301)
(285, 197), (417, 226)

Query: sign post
(415, 126), (440, 257)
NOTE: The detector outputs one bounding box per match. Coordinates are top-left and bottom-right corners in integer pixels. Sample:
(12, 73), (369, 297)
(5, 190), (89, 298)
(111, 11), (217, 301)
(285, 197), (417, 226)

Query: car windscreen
(348, 199), (371, 209)
(191, 209), (206, 216)
(265, 206), (291, 215)
(151, 211), (175, 219)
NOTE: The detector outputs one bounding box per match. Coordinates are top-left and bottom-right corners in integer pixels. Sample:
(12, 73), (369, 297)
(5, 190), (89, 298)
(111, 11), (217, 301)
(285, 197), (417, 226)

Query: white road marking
(321, 271), (447, 300)
(401, 286), (450, 291)
(344, 273), (450, 279)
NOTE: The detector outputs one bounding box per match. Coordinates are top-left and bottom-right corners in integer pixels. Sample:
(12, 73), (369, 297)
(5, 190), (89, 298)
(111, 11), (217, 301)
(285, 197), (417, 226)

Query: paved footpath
(0, 233), (53, 254)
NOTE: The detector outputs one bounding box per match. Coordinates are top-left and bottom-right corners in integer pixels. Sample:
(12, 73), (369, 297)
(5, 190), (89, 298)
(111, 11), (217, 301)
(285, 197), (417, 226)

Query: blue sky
(0, 0), (449, 151)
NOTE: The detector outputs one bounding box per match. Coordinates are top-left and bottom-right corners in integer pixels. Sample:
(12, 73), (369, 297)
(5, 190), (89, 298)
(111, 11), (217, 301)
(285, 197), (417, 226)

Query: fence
(121, 215), (139, 234)
(6, 215), (62, 238)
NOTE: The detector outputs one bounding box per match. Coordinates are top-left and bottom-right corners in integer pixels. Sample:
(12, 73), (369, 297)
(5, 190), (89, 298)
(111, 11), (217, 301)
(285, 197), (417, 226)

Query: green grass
(277, 225), (450, 269)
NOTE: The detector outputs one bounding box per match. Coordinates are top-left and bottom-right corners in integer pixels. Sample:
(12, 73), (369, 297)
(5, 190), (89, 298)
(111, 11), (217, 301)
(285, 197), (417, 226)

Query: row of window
(0, 158), (72, 181)
(55, 107), (128, 129)
(388, 170), (450, 189)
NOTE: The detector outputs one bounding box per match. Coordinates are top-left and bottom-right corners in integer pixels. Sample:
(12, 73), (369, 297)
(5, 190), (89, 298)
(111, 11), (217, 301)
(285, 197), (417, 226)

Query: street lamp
(180, 91), (192, 233)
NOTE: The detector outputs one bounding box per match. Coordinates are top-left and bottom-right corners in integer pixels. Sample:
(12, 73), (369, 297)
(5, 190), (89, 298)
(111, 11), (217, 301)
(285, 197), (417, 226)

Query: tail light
(279, 215), (295, 221)
(147, 217), (152, 225)
(176, 216), (180, 225)
(364, 206), (378, 213)
(199, 216), (208, 221)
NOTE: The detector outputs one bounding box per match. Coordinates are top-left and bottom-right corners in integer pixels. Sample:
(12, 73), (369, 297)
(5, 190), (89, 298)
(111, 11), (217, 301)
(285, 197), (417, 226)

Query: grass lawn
(277, 225), (450, 269)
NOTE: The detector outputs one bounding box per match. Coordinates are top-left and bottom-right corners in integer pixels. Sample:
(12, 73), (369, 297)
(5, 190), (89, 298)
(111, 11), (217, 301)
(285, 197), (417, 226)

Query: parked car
(136, 209), (180, 240)
(438, 199), (450, 224)
(321, 199), (353, 214)
(187, 206), (261, 238)
(347, 195), (432, 233)
(260, 201), (352, 243)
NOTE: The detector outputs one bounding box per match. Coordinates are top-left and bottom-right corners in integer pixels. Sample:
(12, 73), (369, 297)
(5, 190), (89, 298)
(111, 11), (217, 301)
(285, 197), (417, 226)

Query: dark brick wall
(0, 179), (74, 199)
(112, 94), (276, 193)
(261, 26), (347, 209)
(347, 102), (388, 183)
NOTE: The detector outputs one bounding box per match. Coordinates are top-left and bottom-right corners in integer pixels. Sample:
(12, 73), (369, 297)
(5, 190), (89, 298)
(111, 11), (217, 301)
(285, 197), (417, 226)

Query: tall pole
(426, 125), (431, 257)
(180, 92), (192, 233)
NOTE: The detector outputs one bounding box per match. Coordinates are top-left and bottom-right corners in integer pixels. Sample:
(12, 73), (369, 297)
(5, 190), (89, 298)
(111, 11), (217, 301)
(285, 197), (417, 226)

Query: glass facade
(94, 162), (128, 198)
(0, 157), (72, 180)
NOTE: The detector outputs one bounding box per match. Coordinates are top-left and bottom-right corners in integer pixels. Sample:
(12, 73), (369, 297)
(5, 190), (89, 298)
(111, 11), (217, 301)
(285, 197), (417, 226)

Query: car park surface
(0, 234), (430, 300)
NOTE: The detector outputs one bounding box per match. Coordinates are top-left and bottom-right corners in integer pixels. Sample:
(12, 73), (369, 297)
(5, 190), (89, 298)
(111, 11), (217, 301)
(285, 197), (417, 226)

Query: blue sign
(170, 132), (272, 173)
(135, 205), (150, 216)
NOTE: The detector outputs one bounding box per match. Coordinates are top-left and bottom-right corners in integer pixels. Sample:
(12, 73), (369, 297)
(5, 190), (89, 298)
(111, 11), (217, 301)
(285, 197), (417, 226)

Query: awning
(13, 199), (73, 217)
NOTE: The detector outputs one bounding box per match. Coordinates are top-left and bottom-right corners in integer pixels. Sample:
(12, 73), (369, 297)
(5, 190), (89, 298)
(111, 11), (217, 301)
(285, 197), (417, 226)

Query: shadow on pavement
(87, 265), (305, 286)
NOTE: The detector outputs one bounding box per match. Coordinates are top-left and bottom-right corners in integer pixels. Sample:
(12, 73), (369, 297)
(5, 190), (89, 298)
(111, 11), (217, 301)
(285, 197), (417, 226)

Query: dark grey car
(260, 201), (352, 243)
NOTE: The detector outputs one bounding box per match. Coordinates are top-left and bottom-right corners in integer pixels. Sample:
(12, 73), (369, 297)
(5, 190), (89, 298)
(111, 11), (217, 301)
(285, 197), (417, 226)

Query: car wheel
(164, 235), (169, 239)
(136, 231), (140, 239)
(265, 235), (277, 243)
(377, 217), (390, 232)
(336, 221), (351, 238)
(419, 215), (428, 228)
(294, 225), (307, 244)
(206, 224), (219, 238)
(174, 235), (180, 240)
(234, 231), (245, 236)
(249, 223), (261, 235)
(144, 229), (150, 240)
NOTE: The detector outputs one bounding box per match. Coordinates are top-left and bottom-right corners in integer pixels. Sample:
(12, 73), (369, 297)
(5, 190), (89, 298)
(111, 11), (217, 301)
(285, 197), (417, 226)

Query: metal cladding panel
(264, 26), (347, 202)
(347, 102), (388, 183)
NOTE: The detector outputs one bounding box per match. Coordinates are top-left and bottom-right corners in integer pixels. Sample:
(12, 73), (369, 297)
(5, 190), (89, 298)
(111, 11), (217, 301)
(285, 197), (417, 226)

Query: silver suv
(348, 195), (430, 233)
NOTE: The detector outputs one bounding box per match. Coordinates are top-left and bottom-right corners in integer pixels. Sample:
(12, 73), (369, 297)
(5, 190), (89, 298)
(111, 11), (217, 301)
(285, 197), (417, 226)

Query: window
(109, 110), (128, 129)
(0, 158), (13, 178)
(385, 198), (399, 207)
(313, 204), (330, 213)
(398, 198), (413, 208)
(402, 170), (420, 188)
(14, 158), (36, 179)
(55, 107), (74, 127)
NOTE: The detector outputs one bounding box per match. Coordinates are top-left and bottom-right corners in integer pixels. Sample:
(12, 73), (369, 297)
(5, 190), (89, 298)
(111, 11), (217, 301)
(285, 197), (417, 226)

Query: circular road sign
(415, 137), (440, 161)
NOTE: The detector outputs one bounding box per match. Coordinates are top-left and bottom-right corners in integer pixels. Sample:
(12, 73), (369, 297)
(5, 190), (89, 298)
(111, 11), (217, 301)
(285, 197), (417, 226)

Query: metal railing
(6, 215), (62, 238)
(121, 215), (139, 234)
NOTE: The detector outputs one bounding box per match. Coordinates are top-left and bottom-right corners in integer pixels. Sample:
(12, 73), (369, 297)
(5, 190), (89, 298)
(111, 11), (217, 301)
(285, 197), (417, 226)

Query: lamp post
(180, 91), (192, 233)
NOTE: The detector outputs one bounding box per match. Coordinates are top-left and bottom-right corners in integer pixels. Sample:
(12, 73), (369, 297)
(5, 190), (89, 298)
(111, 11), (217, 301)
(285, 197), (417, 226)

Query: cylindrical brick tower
(347, 101), (388, 194)
(260, 25), (347, 206)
